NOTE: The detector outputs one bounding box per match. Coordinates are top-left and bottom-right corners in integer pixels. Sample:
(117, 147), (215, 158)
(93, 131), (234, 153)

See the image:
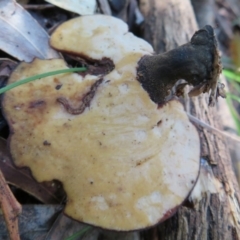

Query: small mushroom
(2, 15), (204, 231)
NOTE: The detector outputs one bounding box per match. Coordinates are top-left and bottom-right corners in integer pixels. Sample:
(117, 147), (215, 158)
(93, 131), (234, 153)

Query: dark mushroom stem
(137, 25), (222, 105)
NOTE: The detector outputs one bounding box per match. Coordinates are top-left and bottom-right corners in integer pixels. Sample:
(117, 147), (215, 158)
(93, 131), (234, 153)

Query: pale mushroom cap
(2, 15), (200, 231)
(50, 14), (154, 63)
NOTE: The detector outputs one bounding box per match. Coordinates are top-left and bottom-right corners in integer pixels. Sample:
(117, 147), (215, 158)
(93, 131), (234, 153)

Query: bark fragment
(140, 0), (240, 239)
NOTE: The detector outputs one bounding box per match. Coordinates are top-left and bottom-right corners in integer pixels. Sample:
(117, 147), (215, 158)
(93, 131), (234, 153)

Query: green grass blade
(223, 69), (240, 83)
(0, 67), (87, 94)
(65, 226), (92, 240)
(227, 93), (240, 103)
(229, 80), (240, 94)
(226, 94), (240, 135)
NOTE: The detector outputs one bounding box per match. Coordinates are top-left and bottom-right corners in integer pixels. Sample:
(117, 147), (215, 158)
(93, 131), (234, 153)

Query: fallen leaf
(45, 0), (96, 15)
(0, 59), (17, 78)
(45, 212), (97, 240)
(0, 138), (65, 204)
(230, 27), (240, 69)
(0, 0), (59, 62)
(16, 0), (29, 5)
(0, 205), (62, 240)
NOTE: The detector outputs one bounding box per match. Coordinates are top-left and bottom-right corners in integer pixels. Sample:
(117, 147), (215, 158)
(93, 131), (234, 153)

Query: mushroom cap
(2, 15), (200, 231)
(50, 15), (153, 63)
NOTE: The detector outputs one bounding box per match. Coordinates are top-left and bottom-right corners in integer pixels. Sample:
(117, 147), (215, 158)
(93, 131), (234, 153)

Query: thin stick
(0, 169), (22, 240)
(188, 113), (240, 143)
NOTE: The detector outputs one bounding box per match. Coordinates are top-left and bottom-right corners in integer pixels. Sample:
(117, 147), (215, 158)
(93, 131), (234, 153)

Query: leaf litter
(0, 0), (59, 62)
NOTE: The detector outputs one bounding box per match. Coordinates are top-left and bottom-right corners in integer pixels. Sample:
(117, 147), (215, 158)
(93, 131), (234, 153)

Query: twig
(23, 4), (54, 10)
(0, 169), (21, 240)
(98, 0), (112, 15)
(188, 113), (240, 143)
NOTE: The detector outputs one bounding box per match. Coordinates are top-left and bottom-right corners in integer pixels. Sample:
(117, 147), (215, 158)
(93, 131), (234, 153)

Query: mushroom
(3, 15), (223, 231)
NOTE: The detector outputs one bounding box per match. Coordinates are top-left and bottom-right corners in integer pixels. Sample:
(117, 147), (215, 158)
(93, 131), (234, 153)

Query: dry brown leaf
(45, 0), (96, 15)
(0, 0), (59, 62)
(0, 138), (65, 204)
(230, 29), (240, 69)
